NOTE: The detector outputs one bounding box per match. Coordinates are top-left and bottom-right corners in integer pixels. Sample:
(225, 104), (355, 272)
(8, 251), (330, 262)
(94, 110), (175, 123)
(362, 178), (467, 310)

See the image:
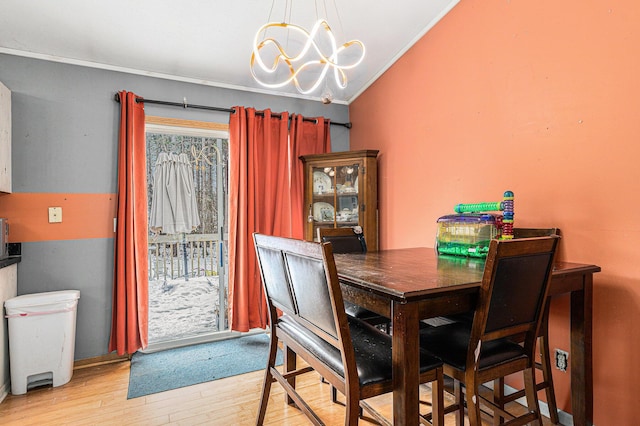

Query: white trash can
(4, 290), (80, 395)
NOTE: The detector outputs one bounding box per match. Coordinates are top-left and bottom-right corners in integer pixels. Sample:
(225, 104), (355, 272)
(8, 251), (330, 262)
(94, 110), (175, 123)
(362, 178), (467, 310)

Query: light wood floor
(0, 360), (555, 425)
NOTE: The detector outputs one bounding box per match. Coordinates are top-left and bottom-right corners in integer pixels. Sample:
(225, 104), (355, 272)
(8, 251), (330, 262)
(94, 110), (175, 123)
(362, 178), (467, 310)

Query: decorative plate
(313, 202), (335, 222)
(313, 171), (332, 194)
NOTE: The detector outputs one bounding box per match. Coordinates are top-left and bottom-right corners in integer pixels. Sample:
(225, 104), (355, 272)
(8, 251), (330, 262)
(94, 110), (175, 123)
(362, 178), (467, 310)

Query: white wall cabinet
(0, 263), (18, 402)
(0, 81), (11, 193)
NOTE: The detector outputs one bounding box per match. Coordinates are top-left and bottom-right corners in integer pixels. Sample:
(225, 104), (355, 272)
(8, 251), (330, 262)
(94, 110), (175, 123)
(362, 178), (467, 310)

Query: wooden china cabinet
(300, 150), (379, 251)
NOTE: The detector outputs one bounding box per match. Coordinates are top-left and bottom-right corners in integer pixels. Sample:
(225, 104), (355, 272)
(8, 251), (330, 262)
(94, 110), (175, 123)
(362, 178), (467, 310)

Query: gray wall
(0, 53), (350, 359)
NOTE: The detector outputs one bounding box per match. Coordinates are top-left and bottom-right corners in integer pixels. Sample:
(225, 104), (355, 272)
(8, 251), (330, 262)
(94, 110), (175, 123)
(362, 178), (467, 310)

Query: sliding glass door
(144, 118), (229, 350)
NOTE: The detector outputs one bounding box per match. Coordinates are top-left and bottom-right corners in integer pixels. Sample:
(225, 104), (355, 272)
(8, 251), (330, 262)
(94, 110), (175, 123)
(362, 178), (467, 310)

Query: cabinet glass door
(310, 163), (360, 240)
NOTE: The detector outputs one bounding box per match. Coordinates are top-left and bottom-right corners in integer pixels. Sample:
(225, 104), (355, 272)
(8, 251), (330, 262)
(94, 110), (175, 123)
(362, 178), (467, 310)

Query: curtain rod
(113, 93), (352, 129)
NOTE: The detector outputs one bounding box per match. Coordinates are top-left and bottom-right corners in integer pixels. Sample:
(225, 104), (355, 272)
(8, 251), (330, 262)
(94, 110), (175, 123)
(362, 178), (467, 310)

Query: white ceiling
(0, 0), (459, 104)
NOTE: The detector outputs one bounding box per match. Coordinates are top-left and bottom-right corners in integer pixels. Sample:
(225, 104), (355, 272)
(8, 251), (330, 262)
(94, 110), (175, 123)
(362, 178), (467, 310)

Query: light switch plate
(48, 207), (62, 223)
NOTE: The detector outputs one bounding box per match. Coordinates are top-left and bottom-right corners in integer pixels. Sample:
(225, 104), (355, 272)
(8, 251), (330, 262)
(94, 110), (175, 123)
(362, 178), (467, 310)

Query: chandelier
(250, 2), (365, 100)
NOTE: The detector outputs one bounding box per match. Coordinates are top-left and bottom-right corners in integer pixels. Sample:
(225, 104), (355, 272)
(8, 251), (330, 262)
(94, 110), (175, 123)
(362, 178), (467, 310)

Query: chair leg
(345, 392), (361, 426)
(492, 304), (560, 425)
(492, 378), (505, 426)
(453, 379), (465, 426)
(465, 372), (484, 426)
(256, 334), (280, 425)
(284, 344), (296, 406)
(464, 373), (482, 426)
(523, 367), (543, 426)
(256, 368), (273, 425)
(539, 305), (560, 424)
(431, 369), (445, 426)
(321, 377), (340, 404)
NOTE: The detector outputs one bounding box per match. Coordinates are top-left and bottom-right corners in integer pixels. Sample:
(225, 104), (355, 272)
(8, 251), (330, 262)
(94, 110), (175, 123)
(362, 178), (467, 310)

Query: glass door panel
(145, 121), (230, 350)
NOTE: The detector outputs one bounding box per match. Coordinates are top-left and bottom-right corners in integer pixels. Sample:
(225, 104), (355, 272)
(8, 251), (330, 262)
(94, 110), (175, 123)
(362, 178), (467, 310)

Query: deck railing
(148, 233), (224, 281)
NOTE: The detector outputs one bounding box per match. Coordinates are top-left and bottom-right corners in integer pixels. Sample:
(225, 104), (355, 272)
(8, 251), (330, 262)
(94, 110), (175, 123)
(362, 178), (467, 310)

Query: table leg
(284, 344), (296, 406)
(570, 273), (593, 426)
(391, 301), (420, 425)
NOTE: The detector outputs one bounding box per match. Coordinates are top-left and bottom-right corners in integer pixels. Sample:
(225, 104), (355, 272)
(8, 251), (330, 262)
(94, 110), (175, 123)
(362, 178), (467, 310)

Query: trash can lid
(5, 290), (80, 309)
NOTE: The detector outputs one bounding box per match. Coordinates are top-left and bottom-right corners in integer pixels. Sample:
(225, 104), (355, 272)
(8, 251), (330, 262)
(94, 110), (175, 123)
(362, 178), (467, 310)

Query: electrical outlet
(555, 349), (569, 372)
(48, 207), (63, 223)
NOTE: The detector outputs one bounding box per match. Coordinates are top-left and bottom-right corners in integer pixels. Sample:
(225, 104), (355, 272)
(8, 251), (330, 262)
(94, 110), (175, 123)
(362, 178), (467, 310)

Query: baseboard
(73, 353), (130, 370)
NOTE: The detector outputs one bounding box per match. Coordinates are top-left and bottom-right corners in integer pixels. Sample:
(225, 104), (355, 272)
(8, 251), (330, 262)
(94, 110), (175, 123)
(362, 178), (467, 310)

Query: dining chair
(321, 227), (445, 412)
(491, 228), (560, 425)
(253, 233), (444, 426)
(419, 236), (560, 426)
(318, 227), (392, 404)
(437, 228), (561, 424)
(318, 227), (390, 329)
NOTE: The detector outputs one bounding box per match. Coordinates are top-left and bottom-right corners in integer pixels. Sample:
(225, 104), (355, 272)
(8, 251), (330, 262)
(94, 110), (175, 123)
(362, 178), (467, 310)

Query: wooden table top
(333, 247), (601, 302)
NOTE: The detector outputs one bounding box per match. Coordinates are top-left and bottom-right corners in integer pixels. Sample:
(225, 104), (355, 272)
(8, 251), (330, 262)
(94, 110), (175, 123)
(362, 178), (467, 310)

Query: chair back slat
(473, 236), (560, 344)
(319, 227), (367, 254)
(255, 245), (296, 314)
(513, 227), (560, 238)
(284, 250), (338, 339)
(485, 251), (554, 333)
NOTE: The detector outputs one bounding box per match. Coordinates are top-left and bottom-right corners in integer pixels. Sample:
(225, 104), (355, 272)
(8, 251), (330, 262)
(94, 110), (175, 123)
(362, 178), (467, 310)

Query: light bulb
(321, 86), (334, 104)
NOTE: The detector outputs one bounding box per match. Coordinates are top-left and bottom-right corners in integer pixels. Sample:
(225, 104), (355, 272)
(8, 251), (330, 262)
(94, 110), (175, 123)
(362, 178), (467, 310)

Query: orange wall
(0, 193), (117, 242)
(350, 1), (639, 424)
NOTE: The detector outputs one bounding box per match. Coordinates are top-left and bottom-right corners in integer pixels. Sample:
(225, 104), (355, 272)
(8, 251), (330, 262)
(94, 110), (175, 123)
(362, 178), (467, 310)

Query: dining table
(333, 247), (600, 426)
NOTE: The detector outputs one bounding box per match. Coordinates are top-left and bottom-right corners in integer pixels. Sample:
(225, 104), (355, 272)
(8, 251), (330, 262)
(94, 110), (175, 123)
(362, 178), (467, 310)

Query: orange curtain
(109, 91), (149, 355)
(228, 108), (330, 331)
(290, 114), (331, 239)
